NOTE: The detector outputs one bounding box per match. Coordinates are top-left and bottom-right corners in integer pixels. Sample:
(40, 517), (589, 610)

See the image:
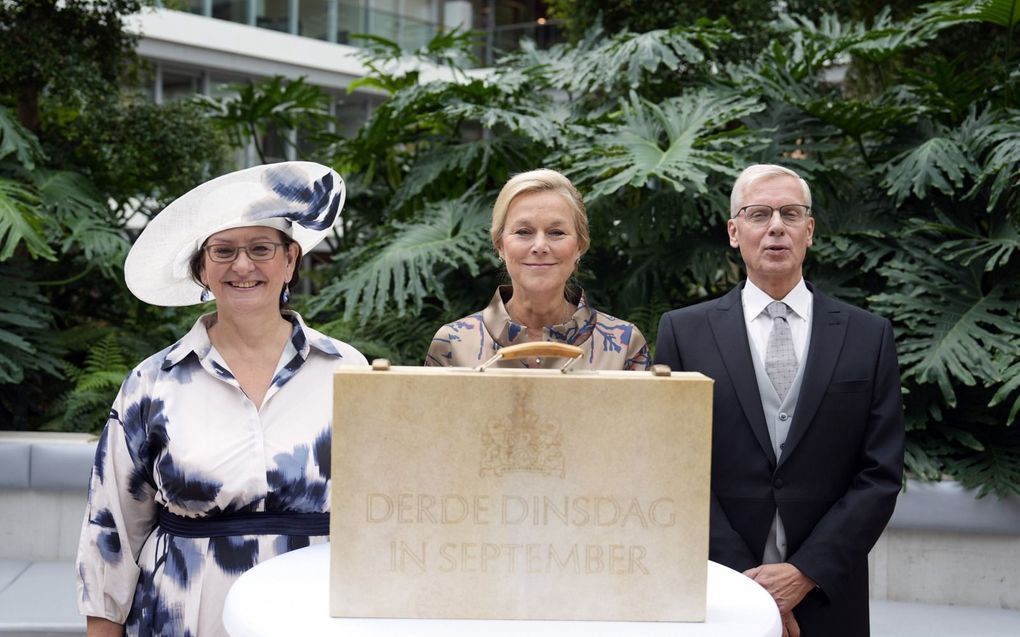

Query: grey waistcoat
(748, 327), (810, 563)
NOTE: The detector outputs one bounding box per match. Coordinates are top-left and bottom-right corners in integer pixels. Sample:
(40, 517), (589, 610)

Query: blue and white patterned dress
(425, 286), (651, 370)
(75, 311), (367, 637)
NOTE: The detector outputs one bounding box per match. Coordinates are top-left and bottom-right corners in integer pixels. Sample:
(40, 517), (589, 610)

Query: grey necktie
(765, 301), (798, 401)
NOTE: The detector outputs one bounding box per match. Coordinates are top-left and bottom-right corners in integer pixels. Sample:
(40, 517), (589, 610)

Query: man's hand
(743, 562), (816, 615)
(780, 610), (801, 637)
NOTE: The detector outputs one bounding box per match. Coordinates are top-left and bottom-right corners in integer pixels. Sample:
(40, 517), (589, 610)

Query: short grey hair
(730, 164), (812, 218)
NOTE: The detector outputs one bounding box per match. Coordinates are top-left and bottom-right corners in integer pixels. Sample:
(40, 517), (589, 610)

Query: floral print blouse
(425, 286), (650, 371)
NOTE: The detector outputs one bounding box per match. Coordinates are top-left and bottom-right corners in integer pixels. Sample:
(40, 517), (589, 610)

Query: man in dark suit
(655, 164), (904, 637)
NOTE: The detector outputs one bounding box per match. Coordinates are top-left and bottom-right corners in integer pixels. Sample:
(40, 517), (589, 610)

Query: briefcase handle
(476, 342), (584, 373)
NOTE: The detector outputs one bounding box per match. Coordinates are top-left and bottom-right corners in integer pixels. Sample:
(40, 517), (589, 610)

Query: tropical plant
(267, 0), (1019, 496)
(46, 333), (131, 433)
(0, 1), (229, 430)
(196, 76), (333, 164)
(6, 0), (1018, 498)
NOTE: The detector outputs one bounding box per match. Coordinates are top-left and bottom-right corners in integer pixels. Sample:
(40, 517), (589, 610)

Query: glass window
(366, 0), (400, 44)
(334, 92), (378, 137)
(163, 69), (203, 102)
(400, 0), (437, 49)
(182, 0), (207, 15)
(208, 73), (249, 98)
(488, 0), (556, 59)
(261, 123), (289, 163)
(299, 0), (331, 40)
(256, 0), (291, 32)
(337, 1), (366, 44)
(212, 0), (247, 23)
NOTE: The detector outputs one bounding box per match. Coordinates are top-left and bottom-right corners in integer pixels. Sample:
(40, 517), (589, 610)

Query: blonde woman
(426, 169), (649, 370)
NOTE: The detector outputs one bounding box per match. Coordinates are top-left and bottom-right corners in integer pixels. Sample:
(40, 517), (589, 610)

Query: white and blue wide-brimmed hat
(125, 161), (345, 307)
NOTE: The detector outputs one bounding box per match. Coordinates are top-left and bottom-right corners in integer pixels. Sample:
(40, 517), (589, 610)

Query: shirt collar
(161, 310), (341, 370)
(482, 285), (595, 347)
(742, 278), (812, 321)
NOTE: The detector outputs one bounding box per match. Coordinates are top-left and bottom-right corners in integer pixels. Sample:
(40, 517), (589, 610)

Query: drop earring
(200, 285), (212, 302)
(281, 284), (290, 304)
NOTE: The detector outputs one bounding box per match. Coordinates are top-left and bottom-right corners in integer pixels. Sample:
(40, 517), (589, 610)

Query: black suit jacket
(655, 282), (904, 636)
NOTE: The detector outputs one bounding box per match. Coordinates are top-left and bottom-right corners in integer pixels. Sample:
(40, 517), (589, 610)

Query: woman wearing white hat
(75, 162), (367, 637)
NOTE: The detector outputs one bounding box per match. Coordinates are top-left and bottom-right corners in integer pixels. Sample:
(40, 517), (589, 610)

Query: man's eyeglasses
(203, 242), (285, 263)
(735, 204), (811, 227)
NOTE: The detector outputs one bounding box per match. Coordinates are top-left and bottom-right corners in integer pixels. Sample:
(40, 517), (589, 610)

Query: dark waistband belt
(157, 508), (329, 538)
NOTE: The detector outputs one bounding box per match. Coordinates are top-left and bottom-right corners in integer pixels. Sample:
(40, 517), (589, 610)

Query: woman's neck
(506, 290), (575, 330)
(207, 308), (293, 409)
(208, 308), (291, 356)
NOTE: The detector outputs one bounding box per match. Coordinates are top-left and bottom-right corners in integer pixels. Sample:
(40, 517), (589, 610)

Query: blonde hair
(491, 169), (590, 256)
(730, 164), (812, 217)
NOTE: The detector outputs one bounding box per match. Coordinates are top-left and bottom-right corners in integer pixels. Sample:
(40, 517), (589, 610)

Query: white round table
(224, 544), (781, 637)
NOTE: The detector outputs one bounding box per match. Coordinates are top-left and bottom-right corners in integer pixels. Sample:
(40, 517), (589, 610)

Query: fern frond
(48, 334), (130, 434)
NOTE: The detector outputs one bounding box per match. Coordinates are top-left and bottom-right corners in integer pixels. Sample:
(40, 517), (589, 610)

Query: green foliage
(3, 0), (1018, 497)
(293, 2), (1020, 497)
(0, 264), (61, 386)
(35, 170), (129, 274)
(565, 89), (764, 199)
(60, 97), (231, 215)
(0, 176), (52, 261)
(47, 334), (130, 434)
(0, 0), (143, 132)
(311, 197), (494, 320)
(0, 0), (229, 430)
(196, 77), (332, 163)
(348, 26), (481, 90)
(873, 239), (1019, 406)
(975, 0), (1020, 28)
(0, 106), (42, 168)
(880, 135), (978, 203)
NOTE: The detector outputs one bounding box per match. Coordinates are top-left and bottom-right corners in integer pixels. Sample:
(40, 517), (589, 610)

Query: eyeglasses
(735, 204), (811, 227)
(203, 242), (285, 263)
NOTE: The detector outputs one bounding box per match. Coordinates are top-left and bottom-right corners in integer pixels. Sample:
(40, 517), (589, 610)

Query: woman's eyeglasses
(203, 242), (285, 263)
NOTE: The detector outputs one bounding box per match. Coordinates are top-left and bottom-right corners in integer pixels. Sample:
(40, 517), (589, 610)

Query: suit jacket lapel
(709, 284), (777, 467)
(780, 284), (848, 464)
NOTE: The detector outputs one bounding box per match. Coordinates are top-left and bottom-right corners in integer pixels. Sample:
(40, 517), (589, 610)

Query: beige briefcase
(330, 343), (713, 621)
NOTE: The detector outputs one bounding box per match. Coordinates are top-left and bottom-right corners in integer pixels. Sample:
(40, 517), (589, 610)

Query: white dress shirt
(741, 278), (812, 365)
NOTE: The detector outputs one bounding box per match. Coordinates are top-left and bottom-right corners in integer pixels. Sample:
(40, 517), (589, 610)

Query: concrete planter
(870, 478), (1020, 610)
